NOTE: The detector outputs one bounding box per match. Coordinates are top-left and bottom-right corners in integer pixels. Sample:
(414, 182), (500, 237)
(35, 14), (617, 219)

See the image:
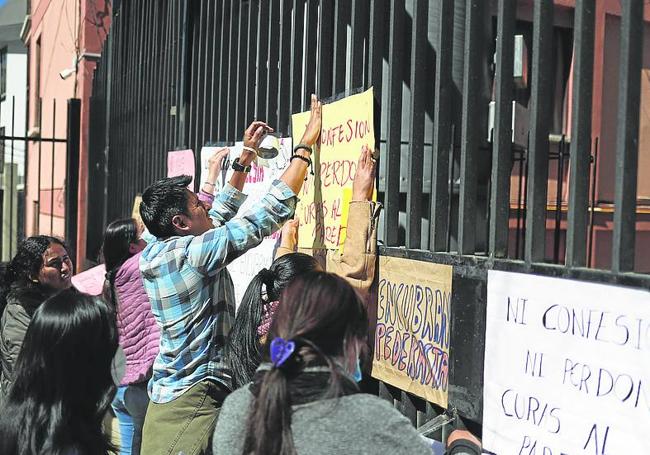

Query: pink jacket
(113, 252), (160, 385)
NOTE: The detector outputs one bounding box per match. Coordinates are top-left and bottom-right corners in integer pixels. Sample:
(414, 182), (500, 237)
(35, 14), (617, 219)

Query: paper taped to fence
(372, 256), (452, 407)
(483, 270), (650, 454)
(167, 149), (195, 188)
(291, 87), (375, 250)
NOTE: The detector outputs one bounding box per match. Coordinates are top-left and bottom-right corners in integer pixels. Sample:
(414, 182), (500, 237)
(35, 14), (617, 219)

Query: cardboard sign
(71, 264), (106, 296)
(372, 256), (452, 407)
(215, 139), (293, 307)
(167, 149), (195, 188)
(291, 88), (375, 250)
(483, 271), (650, 454)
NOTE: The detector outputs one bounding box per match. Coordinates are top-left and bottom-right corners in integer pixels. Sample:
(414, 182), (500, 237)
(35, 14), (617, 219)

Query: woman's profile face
(37, 243), (73, 290)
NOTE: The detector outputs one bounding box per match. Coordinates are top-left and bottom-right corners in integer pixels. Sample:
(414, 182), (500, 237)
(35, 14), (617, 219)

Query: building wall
(0, 51), (27, 261)
(24, 0), (109, 267)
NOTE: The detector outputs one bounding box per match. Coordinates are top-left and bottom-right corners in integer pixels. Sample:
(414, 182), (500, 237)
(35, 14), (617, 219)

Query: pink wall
(25, 0), (110, 269)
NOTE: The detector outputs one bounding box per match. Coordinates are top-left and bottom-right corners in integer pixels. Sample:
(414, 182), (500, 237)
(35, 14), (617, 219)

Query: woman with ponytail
(101, 218), (159, 455)
(0, 235), (73, 397)
(225, 253), (321, 388)
(213, 272), (431, 455)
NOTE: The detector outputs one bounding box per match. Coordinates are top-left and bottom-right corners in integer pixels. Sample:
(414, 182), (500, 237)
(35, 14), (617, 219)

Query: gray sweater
(213, 388), (433, 455)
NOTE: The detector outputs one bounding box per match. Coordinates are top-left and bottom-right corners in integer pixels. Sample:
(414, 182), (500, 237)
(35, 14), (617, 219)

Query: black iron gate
(0, 97), (80, 260)
(87, 0), (650, 435)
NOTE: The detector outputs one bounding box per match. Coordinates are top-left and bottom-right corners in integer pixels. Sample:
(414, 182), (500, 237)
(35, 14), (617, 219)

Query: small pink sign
(167, 149), (196, 188)
(72, 264), (106, 296)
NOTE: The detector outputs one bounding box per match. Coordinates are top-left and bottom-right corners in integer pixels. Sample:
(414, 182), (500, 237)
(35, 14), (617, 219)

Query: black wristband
(290, 154), (314, 181)
(447, 438), (482, 455)
(293, 144), (313, 155)
(231, 157), (251, 173)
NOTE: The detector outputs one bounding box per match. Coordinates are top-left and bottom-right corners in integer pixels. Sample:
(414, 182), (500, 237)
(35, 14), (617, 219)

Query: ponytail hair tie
(259, 268), (275, 286)
(270, 337), (295, 368)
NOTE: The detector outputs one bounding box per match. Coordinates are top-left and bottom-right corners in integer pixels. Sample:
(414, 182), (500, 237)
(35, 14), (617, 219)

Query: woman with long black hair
(225, 253), (322, 388)
(213, 272), (432, 455)
(102, 218), (159, 455)
(0, 289), (119, 454)
(0, 235), (73, 396)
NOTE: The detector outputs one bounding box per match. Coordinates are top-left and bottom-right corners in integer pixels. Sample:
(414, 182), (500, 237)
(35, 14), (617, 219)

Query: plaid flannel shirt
(139, 180), (296, 403)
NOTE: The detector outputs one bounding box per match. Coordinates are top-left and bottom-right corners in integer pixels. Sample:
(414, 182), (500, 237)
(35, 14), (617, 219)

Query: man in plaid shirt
(139, 96), (322, 455)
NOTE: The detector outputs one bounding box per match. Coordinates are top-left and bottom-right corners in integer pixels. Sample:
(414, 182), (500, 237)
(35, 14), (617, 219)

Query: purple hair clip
(270, 337), (296, 368)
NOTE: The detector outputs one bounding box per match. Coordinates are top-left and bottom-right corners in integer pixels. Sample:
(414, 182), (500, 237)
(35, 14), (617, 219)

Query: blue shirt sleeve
(186, 180), (297, 275)
(209, 183), (248, 227)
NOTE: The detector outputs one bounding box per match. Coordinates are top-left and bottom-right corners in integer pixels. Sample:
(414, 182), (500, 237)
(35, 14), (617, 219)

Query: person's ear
(171, 214), (191, 234)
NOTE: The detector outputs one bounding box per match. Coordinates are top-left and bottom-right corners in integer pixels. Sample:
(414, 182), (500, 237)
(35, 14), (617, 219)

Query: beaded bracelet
(290, 154), (315, 181)
(293, 144), (313, 155)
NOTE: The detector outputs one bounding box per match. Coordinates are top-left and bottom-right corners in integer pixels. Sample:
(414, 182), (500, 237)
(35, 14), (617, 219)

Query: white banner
(483, 270), (650, 454)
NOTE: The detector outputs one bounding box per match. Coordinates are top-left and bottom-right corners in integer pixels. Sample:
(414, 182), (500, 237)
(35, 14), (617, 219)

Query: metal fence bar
(383, 0), (405, 247)
(524, 0), (554, 263)
(406, 0), (428, 249)
(265, 0), (281, 129)
(566, 0), (595, 268)
(227, 0), (241, 141)
(245, 1), (259, 125)
(429, 0), (453, 252)
(217, 1), (232, 138)
(202, 0), (216, 143)
(178, 0), (192, 146)
(457, 0), (485, 255)
(612, 1), (644, 273)
(332, 0), (348, 95)
(192, 0), (206, 152)
(234, 1), (248, 135)
(9, 97), (15, 254)
(50, 99), (56, 235)
(37, 98), (42, 233)
(277, 0), (293, 132)
(317, 0), (334, 99)
(290, 0), (306, 114)
(348, 0), (367, 90)
(255, 0), (270, 119)
(367, 0), (385, 117)
(488, 0), (516, 258)
(65, 99), (80, 251)
(304, 0), (318, 109)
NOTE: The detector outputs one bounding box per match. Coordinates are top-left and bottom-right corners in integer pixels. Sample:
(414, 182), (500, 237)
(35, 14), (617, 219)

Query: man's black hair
(139, 175), (193, 238)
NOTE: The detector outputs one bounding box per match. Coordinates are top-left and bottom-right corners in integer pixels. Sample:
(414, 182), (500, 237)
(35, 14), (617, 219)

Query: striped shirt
(139, 180), (296, 403)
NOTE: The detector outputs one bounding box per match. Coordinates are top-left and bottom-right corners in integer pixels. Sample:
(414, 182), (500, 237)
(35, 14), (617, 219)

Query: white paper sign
(483, 271), (650, 454)
(216, 138), (293, 307)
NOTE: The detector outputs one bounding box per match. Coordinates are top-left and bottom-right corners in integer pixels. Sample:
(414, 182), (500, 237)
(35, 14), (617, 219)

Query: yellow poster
(291, 88), (375, 250)
(372, 256), (452, 407)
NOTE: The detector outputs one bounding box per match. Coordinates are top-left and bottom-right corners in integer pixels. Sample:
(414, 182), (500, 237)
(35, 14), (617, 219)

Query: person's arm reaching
(187, 181), (296, 275)
(229, 121), (274, 191)
(187, 95), (322, 275)
(199, 147), (229, 205)
(328, 145), (380, 297)
(275, 218), (300, 258)
(279, 94), (322, 194)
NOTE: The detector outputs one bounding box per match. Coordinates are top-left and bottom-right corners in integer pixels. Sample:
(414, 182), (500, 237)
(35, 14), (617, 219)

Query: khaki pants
(140, 380), (228, 455)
